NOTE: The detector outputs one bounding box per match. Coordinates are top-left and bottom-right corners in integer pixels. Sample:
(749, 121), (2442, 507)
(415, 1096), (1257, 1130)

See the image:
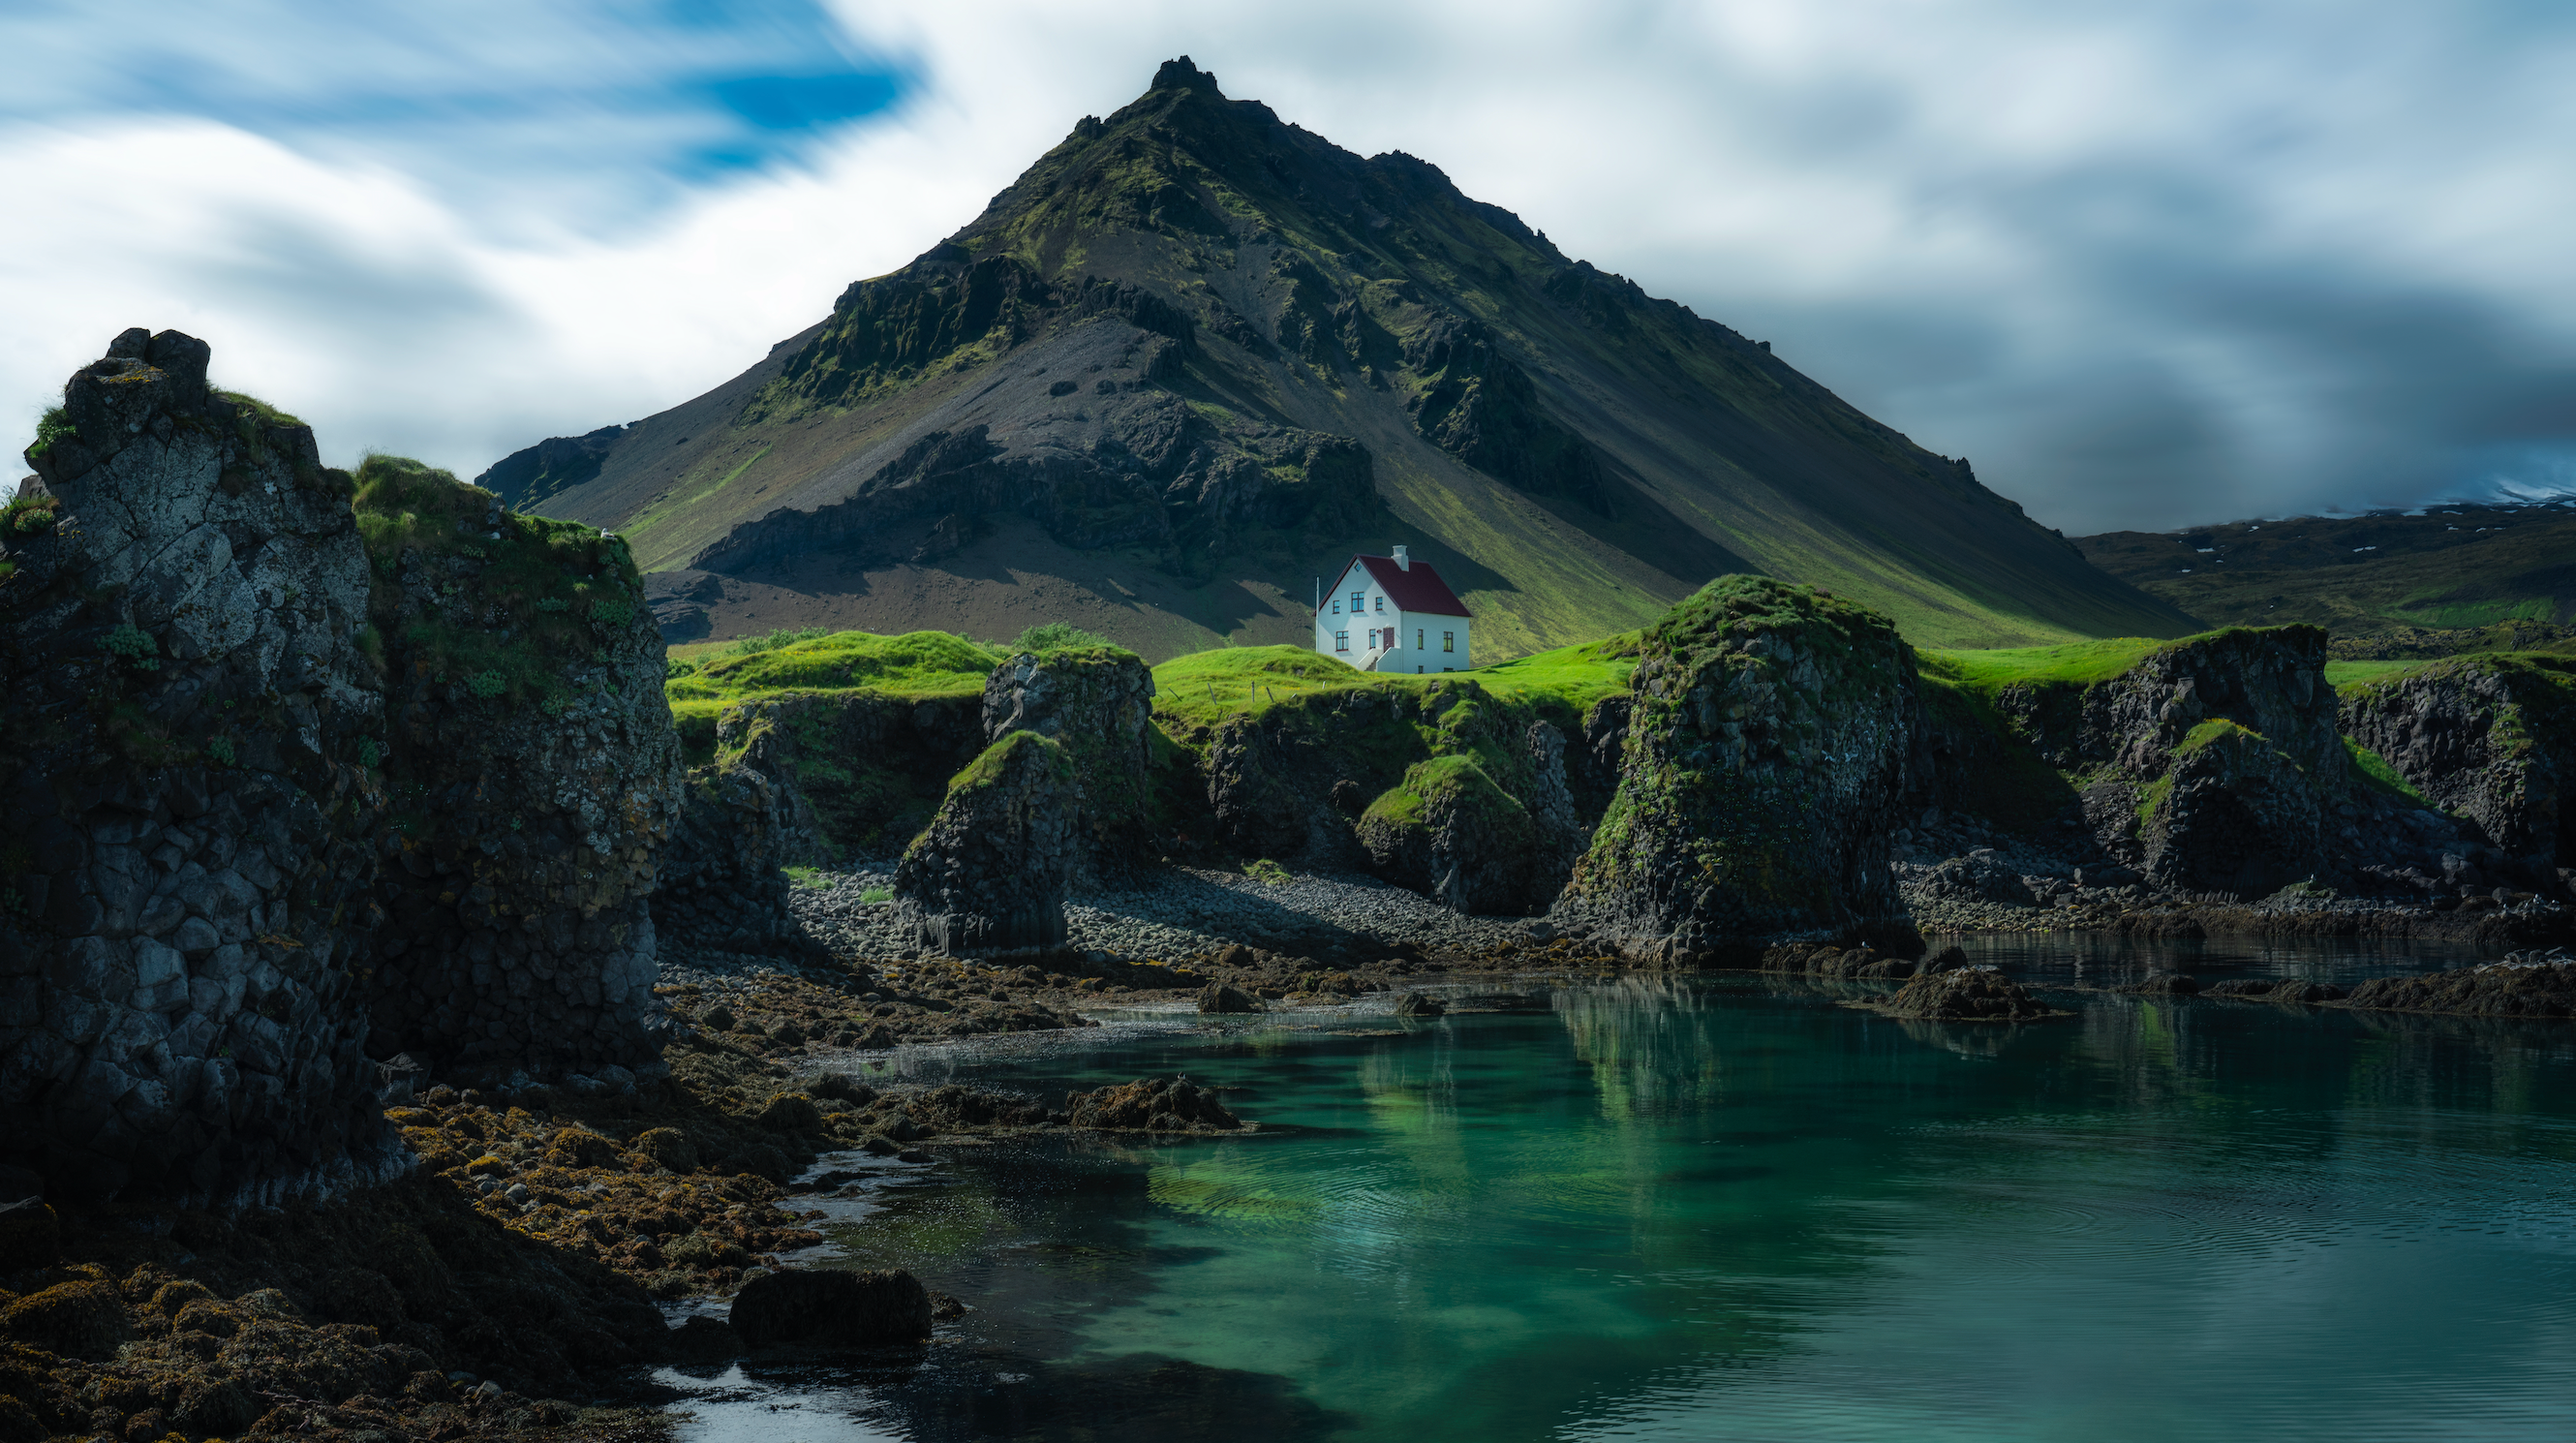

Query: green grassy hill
(490, 57), (2194, 660)
(2074, 498), (2576, 639)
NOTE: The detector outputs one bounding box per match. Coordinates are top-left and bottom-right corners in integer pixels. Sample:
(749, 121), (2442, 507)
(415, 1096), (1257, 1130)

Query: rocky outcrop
(1355, 741), (1576, 915)
(2338, 949), (2576, 1018)
(894, 730), (1079, 956)
(1557, 576), (1923, 959)
(2134, 719), (2332, 895)
(981, 648), (1158, 875)
(1061, 1076), (1243, 1131)
(653, 763), (819, 965)
(355, 458), (685, 1073)
(2340, 655), (2574, 883)
(726, 1268), (934, 1346)
(0, 329), (394, 1203)
(1880, 967), (2061, 1022)
(708, 689), (982, 860)
(1195, 676), (1590, 907)
(471, 423), (627, 512)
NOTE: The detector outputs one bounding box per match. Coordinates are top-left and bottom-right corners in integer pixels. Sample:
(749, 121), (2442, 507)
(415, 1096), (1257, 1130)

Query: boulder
(629, 1127), (699, 1173)
(1881, 967), (2061, 1022)
(1063, 1076), (1243, 1130)
(2135, 721), (2329, 898)
(1393, 991), (1445, 1017)
(1557, 576), (1923, 957)
(2128, 971), (2201, 997)
(727, 1268), (935, 1346)
(1195, 983), (1263, 1014)
(1357, 755), (1545, 914)
(2340, 955), (2576, 1018)
(895, 730), (1079, 957)
(0, 1279), (132, 1360)
(981, 647), (1158, 877)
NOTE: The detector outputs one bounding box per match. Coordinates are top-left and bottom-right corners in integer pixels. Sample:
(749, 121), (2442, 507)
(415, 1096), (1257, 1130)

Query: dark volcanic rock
(1063, 1076), (1243, 1131)
(728, 1268), (935, 1346)
(1882, 967), (2061, 1022)
(2128, 971), (2201, 997)
(473, 423), (627, 511)
(2340, 655), (2574, 881)
(358, 458), (685, 1073)
(982, 647), (1159, 876)
(0, 330), (396, 1204)
(1393, 991), (1445, 1017)
(1195, 982), (1263, 1013)
(2340, 952), (2576, 1018)
(1557, 576), (1923, 959)
(894, 730), (1079, 956)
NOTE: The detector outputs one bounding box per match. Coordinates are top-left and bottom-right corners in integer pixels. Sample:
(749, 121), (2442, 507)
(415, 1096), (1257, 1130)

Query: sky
(5, 0), (2574, 536)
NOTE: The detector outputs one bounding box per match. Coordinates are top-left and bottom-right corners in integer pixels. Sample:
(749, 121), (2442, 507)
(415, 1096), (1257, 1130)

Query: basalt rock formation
(0, 333), (693, 1205)
(1558, 576), (1924, 958)
(0, 330), (394, 1203)
(893, 730), (1080, 956)
(355, 459), (686, 1071)
(1195, 674), (1589, 904)
(981, 647), (1158, 876)
(1354, 723), (1583, 914)
(2339, 655), (2574, 884)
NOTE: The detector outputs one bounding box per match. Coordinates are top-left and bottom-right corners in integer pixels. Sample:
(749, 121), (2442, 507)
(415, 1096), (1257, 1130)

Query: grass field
(1146, 634), (1640, 731)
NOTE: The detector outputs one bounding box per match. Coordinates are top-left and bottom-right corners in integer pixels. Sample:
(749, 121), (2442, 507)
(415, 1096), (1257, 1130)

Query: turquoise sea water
(662, 938), (2576, 1441)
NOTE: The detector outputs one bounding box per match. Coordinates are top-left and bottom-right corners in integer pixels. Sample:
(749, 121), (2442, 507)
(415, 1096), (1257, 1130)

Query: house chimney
(1394, 544), (1409, 570)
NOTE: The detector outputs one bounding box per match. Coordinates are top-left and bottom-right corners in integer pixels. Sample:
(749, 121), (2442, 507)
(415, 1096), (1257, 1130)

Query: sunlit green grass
(1917, 636), (2167, 691)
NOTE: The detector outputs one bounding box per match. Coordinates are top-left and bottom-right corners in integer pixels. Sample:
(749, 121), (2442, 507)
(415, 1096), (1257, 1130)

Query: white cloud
(7, 0), (2575, 534)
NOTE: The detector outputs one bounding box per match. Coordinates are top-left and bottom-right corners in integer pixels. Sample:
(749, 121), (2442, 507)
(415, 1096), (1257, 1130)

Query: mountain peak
(1150, 55), (1223, 98)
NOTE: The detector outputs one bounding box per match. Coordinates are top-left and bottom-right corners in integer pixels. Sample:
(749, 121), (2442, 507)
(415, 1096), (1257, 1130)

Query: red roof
(1345, 554), (1472, 617)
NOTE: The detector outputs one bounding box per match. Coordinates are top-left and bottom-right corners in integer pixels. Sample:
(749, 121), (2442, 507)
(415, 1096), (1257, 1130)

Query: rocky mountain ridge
(482, 57), (2195, 657)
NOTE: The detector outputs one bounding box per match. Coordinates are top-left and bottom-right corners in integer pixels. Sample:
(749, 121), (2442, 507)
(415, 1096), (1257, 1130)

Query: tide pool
(667, 946), (2576, 1441)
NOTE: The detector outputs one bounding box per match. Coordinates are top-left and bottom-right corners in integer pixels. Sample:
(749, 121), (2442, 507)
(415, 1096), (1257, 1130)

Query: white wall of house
(1313, 560), (1470, 672)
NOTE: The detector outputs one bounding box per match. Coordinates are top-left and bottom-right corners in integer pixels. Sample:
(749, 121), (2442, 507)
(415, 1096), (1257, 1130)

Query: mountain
(479, 57), (2198, 659)
(2074, 497), (2576, 637)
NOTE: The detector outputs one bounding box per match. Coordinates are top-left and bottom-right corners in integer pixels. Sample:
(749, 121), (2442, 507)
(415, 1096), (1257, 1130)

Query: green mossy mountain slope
(489, 58), (2193, 657)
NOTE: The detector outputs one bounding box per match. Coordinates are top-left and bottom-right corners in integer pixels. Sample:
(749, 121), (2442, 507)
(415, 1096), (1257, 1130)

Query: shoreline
(6, 871), (2568, 1443)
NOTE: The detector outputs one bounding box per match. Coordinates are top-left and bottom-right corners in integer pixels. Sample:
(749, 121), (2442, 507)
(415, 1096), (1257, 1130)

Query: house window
(1415, 629), (1424, 650)
(1351, 592), (1364, 612)
(1443, 631), (1455, 653)
(1330, 599), (1339, 614)
(1373, 596), (1384, 612)
(1334, 631), (1349, 652)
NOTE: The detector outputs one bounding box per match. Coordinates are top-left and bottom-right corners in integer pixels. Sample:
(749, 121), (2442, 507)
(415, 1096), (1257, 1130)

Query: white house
(1315, 545), (1473, 672)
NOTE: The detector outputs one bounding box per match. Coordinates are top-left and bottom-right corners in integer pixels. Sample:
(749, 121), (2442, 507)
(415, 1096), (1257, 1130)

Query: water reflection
(684, 946), (2576, 1442)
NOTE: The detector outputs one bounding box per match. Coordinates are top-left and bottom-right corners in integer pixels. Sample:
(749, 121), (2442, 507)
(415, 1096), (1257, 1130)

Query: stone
(1393, 991), (1445, 1017)
(629, 1127), (699, 1174)
(0, 1279), (132, 1360)
(1195, 982), (1263, 1014)
(2129, 971), (2201, 997)
(1557, 576), (1923, 955)
(757, 1093), (825, 1133)
(1062, 1076), (1242, 1130)
(2340, 656), (2572, 884)
(1880, 967), (2062, 1023)
(666, 1314), (747, 1362)
(727, 1268), (935, 1346)
(894, 730), (1079, 957)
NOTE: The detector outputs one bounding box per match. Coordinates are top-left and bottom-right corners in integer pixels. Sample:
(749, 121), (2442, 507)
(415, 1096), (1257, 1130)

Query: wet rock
(1196, 982), (1263, 1014)
(1558, 577), (1923, 958)
(1393, 991), (1445, 1017)
(2340, 952), (2576, 1018)
(895, 730), (1079, 956)
(756, 1093), (826, 1134)
(0, 1280), (132, 1361)
(1881, 967), (2062, 1022)
(1063, 1077), (1242, 1131)
(665, 1315), (747, 1362)
(629, 1127), (699, 1173)
(728, 1267), (935, 1346)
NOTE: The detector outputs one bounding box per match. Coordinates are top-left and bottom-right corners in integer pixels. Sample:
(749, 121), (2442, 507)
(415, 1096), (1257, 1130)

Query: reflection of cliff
(1554, 978), (1725, 1123)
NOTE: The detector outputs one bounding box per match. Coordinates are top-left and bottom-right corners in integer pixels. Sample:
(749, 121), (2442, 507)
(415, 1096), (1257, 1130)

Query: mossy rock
(1357, 755), (1544, 913)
